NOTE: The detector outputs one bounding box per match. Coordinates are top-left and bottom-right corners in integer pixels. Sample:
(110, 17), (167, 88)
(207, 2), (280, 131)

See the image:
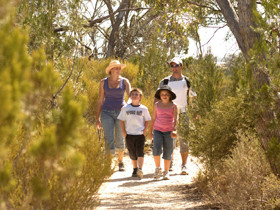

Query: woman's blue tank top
(102, 77), (126, 111)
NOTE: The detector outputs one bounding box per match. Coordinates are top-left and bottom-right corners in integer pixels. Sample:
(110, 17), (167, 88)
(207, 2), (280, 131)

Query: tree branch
(202, 24), (227, 47)
(185, 0), (220, 12)
(76, 38), (92, 51)
(52, 7), (150, 33)
(51, 49), (77, 108)
(86, 7), (150, 28)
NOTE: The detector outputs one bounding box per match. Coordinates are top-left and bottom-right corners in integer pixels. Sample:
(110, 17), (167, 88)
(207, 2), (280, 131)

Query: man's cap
(169, 57), (183, 65)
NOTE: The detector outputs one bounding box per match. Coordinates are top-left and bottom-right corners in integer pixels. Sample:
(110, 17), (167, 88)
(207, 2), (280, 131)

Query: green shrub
(180, 94), (255, 172)
(186, 54), (224, 116)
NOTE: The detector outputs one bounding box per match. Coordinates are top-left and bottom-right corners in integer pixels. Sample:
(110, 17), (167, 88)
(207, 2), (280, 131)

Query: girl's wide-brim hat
(105, 60), (126, 74)
(155, 85), (176, 100)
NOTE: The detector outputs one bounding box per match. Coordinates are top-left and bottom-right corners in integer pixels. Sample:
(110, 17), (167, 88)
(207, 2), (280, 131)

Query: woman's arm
(96, 79), (105, 130)
(149, 103), (157, 139)
(123, 78), (131, 96)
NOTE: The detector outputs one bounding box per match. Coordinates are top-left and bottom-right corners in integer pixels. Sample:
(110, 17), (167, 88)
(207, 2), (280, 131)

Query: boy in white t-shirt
(118, 88), (151, 179)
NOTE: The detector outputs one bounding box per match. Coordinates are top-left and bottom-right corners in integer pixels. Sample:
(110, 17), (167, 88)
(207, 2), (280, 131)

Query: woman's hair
(159, 90), (172, 102)
(129, 88), (143, 97)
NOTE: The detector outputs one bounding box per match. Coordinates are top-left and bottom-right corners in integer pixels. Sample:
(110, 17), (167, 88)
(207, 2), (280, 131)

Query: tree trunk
(106, 0), (130, 58)
(216, 0), (279, 176)
(215, 0), (247, 58)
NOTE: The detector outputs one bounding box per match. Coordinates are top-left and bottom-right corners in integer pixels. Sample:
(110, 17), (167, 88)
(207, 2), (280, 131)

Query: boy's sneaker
(137, 168), (143, 180)
(163, 170), (170, 180)
(153, 167), (162, 180)
(118, 162), (125, 171)
(132, 168), (138, 177)
(169, 160), (173, 171)
(181, 165), (188, 175)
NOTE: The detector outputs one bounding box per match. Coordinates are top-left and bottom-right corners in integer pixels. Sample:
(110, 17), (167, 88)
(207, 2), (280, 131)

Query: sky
(186, 26), (240, 62)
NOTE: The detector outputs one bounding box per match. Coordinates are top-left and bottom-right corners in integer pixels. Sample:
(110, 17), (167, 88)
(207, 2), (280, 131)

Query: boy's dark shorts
(125, 134), (145, 160)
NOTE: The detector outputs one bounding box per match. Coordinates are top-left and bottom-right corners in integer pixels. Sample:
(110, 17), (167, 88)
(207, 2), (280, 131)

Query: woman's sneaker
(153, 168), (162, 180)
(137, 168), (143, 180)
(118, 162), (125, 171)
(163, 170), (170, 180)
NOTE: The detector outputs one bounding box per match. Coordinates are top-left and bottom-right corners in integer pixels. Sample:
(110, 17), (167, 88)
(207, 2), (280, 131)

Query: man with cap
(157, 57), (196, 175)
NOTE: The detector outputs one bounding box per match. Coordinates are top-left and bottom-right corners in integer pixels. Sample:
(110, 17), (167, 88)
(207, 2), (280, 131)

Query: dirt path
(96, 146), (209, 209)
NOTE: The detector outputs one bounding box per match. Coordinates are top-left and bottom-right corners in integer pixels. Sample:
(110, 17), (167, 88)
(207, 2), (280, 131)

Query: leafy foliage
(185, 54), (224, 116)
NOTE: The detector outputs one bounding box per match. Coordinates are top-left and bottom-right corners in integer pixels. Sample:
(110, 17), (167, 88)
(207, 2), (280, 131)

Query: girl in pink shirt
(150, 85), (178, 180)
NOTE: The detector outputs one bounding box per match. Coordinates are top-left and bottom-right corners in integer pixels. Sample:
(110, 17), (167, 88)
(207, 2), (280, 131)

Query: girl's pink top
(154, 103), (175, 132)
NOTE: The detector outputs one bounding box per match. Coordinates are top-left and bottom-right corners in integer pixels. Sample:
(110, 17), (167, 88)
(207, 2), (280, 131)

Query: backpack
(163, 76), (191, 105)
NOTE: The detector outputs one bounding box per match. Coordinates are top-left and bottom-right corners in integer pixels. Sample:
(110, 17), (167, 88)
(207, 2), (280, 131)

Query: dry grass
(194, 131), (280, 209)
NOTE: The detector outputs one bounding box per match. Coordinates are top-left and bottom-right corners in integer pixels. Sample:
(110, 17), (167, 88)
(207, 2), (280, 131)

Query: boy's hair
(129, 88), (143, 97)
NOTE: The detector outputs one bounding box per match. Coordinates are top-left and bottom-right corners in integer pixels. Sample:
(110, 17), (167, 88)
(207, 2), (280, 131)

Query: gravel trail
(97, 147), (210, 209)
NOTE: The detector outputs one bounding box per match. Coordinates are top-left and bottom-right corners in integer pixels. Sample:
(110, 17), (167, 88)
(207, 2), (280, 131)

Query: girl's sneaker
(181, 165), (188, 175)
(153, 167), (162, 180)
(169, 160), (173, 171)
(163, 170), (170, 180)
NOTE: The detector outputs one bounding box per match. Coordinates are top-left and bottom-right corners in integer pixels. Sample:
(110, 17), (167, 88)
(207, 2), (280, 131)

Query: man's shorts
(177, 112), (189, 153)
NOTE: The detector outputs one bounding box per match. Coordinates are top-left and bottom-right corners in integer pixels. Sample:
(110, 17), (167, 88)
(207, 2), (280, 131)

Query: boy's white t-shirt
(118, 104), (151, 135)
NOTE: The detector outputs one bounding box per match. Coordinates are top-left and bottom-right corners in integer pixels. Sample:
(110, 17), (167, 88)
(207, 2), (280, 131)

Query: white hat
(169, 57), (183, 65)
(105, 60), (126, 74)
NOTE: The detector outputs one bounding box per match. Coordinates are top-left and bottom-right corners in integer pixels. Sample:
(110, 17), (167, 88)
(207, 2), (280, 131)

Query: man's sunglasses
(170, 64), (180, 68)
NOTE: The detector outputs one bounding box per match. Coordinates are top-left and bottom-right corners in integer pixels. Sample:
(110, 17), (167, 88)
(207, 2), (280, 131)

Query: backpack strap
(163, 76), (171, 85)
(184, 76), (191, 106)
(184, 76), (191, 89)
